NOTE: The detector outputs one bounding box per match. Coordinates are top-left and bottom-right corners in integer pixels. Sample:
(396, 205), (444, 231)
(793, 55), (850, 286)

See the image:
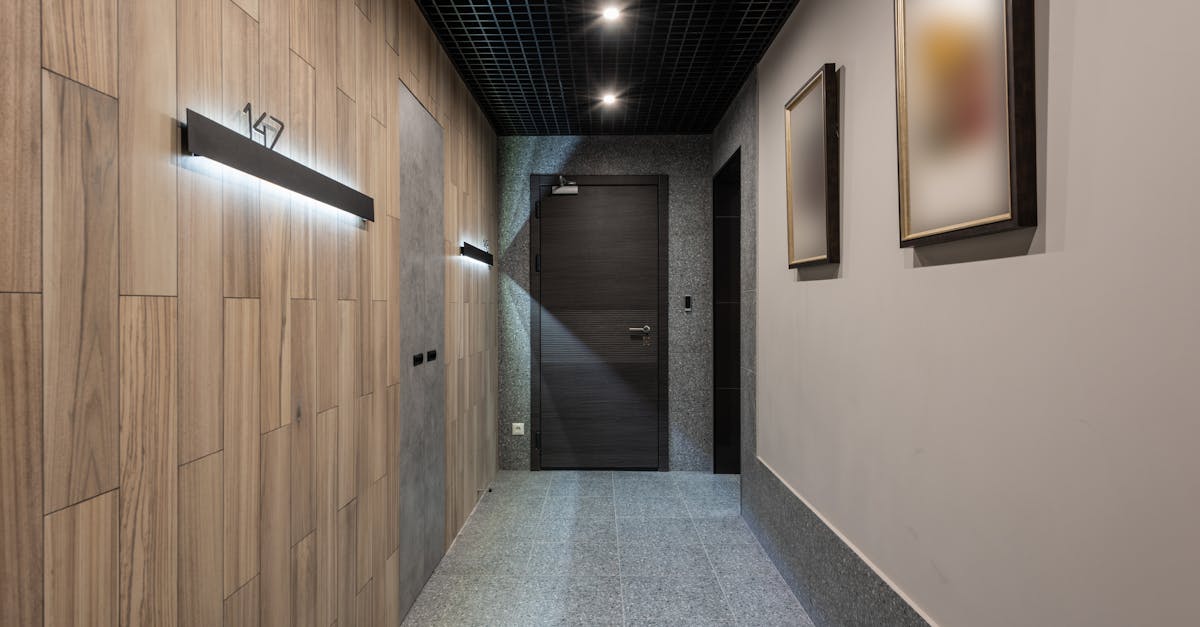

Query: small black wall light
(460, 242), (494, 266)
(182, 109), (374, 221)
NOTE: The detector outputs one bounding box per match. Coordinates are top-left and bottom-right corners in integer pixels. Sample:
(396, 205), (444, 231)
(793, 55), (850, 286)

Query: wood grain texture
(290, 299), (317, 543)
(259, 187), (292, 434)
(42, 70), (120, 514)
(41, 0), (118, 96)
(176, 0), (224, 464)
(288, 53), (317, 299)
(44, 490), (118, 627)
(223, 298), (260, 596)
(223, 576), (259, 627)
(230, 0), (258, 21)
(0, 294), (42, 627)
(290, 0), (314, 65)
(336, 0), (358, 100)
(336, 90), (361, 302)
(291, 531), (317, 627)
(119, 0), (179, 296)
(315, 407), (338, 626)
(221, 0), (261, 298)
(336, 300), (358, 507)
(336, 500), (357, 627)
(0, 0), (41, 292)
(119, 296), (179, 627)
(178, 452), (223, 627)
(260, 424), (292, 627)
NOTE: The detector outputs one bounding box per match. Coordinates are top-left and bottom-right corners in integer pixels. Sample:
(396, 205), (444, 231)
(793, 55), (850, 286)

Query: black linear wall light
(460, 242), (494, 266)
(182, 109), (375, 221)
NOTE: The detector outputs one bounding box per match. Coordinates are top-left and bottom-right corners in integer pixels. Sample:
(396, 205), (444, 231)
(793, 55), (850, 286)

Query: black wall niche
(713, 150), (742, 474)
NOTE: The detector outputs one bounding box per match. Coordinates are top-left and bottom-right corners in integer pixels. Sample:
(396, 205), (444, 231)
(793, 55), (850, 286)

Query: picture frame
(894, 0), (1036, 247)
(785, 62), (841, 268)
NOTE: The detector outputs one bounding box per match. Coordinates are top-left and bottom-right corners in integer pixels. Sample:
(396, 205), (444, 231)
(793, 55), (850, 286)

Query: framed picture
(785, 63), (841, 268)
(894, 0), (1036, 247)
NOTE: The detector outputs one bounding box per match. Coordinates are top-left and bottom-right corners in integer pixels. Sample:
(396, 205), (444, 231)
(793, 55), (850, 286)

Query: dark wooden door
(531, 175), (668, 470)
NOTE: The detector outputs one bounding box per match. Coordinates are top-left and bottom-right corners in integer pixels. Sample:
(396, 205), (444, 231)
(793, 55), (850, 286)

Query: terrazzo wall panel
(498, 135), (714, 471)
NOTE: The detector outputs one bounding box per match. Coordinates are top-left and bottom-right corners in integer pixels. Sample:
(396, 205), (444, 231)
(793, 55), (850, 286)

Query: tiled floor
(402, 471), (814, 627)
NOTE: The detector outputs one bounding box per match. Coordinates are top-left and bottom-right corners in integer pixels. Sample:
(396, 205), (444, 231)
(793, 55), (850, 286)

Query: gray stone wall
(498, 135), (714, 470)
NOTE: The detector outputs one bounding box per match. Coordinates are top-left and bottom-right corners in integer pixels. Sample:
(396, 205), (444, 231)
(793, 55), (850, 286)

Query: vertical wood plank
(41, 0), (118, 96)
(387, 217), (401, 386)
(384, 550), (400, 627)
(119, 296), (178, 627)
(312, 0), (340, 413)
(260, 424), (292, 627)
(315, 407), (338, 626)
(385, 384), (399, 555)
(178, 452), (223, 627)
(230, 0), (258, 21)
(365, 301), (387, 483)
(354, 392), (373, 503)
(223, 576), (259, 627)
(355, 475), (384, 590)
(42, 70), (120, 514)
(355, 577), (377, 627)
(223, 298), (260, 596)
(44, 490), (119, 627)
(288, 53), (317, 299)
(0, 0), (42, 292)
(290, 299), (317, 543)
(0, 294), (42, 627)
(177, 0), (225, 464)
(336, 0), (358, 100)
(290, 0), (314, 66)
(291, 531), (317, 627)
(222, 0), (261, 298)
(119, 0), (178, 295)
(336, 300), (358, 507)
(336, 90), (360, 301)
(336, 500), (357, 627)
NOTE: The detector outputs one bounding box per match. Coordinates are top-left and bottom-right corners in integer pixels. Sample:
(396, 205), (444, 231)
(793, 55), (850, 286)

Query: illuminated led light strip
(460, 242), (494, 266)
(182, 108), (374, 221)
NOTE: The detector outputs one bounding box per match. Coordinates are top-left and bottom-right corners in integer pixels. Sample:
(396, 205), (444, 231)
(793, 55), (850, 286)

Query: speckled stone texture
(498, 135), (715, 471)
(401, 471), (814, 626)
(714, 72), (927, 627)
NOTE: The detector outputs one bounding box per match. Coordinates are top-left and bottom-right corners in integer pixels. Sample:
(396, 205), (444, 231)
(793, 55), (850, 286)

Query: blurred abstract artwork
(895, 0), (1036, 246)
(785, 63), (841, 268)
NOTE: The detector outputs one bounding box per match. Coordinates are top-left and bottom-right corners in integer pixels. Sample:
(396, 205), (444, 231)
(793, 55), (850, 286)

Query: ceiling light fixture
(602, 6), (621, 21)
(602, 93), (617, 105)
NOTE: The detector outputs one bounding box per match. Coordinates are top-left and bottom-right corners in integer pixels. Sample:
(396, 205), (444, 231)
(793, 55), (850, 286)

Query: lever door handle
(629, 325), (651, 335)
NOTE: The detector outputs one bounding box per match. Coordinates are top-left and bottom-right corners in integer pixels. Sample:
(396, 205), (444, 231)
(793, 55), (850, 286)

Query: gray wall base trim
(742, 460), (930, 627)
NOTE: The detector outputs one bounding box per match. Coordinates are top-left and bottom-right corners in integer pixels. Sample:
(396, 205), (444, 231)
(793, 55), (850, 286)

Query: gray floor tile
(719, 571), (814, 627)
(543, 495), (617, 519)
(704, 541), (782, 581)
(693, 517), (758, 545)
(620, 576), (737, 626)
(682, 494), (741, 520)
(538, 515), (619, 543)
(619, 541), (713, 577)
(615, 495), (692, 518)
(527, 576), (624, 626)
(617, 517), (701, 546)
(530, 541), (621, 577)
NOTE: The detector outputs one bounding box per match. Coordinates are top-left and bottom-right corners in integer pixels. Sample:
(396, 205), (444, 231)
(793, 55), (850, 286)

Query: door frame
(529, 174), (670, 471)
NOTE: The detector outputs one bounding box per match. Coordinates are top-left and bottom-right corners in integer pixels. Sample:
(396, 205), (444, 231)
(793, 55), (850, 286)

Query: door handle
(629, 325), (651, 335)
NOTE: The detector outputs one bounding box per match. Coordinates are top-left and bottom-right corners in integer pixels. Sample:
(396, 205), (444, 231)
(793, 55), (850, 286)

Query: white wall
(755, 2), (1200, 626)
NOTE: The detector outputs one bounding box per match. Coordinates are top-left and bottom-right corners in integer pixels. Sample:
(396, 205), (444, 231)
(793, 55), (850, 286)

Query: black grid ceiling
(417, 1), (801, 135)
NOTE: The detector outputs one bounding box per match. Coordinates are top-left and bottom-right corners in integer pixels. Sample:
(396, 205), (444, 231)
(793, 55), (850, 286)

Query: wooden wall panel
(260, 424), (292, 627)
(118, 0), (178, 296)
(44, 490), (118, 627)
(179, 452), (223, 627)
(0, 294), (42, 627)
(41, 0), (118, 96)
(0, 0), (42, 292)
(119, 296), (179, 627)
(18, 2), (499, 624)
(223, 298), (260, 596)
(42, 71), (120, 514)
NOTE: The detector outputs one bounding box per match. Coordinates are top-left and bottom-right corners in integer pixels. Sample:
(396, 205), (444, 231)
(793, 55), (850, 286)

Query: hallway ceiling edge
(417, 0), (801, 135)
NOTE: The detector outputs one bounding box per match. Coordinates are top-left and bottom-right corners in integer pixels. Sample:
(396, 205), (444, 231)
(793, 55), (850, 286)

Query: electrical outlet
(512, 423), (525, 436)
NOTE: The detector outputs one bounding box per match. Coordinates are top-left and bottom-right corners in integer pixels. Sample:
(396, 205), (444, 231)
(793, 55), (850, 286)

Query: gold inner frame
(784, 67), (829, 267)
(894, 0), (1014, 241)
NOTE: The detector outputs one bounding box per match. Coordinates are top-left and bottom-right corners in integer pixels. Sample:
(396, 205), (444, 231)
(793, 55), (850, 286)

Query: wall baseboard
(742, 459), (932, 627)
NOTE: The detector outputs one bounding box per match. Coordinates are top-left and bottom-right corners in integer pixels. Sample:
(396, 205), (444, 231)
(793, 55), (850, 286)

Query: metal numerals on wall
(243, 103), (285, 150)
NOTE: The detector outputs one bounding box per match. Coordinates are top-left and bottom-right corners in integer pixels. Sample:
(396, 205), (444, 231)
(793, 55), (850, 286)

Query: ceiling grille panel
(417, 1), (801, 135)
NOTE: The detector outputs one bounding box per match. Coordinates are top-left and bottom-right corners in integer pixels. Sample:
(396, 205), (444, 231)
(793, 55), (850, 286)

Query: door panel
(535, 180), (663, 469)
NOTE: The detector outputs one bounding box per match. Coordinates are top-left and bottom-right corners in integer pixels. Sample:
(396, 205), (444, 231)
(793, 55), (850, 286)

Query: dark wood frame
(894, 0), (1037, 247)
(784, 63), (841, 268)
(529, 174), (670, 471)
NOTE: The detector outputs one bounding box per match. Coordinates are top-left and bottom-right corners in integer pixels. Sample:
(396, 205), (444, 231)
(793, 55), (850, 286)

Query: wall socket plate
(512, 423), (525, 436)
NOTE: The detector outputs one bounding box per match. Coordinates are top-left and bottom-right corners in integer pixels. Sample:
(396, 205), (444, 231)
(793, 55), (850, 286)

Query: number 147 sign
(243, 102), (285, 150)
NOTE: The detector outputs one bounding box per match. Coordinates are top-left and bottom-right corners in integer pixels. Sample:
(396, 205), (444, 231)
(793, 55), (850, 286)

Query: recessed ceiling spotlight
(602, 6), (621, 21)
(602, 93), (617, 105)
